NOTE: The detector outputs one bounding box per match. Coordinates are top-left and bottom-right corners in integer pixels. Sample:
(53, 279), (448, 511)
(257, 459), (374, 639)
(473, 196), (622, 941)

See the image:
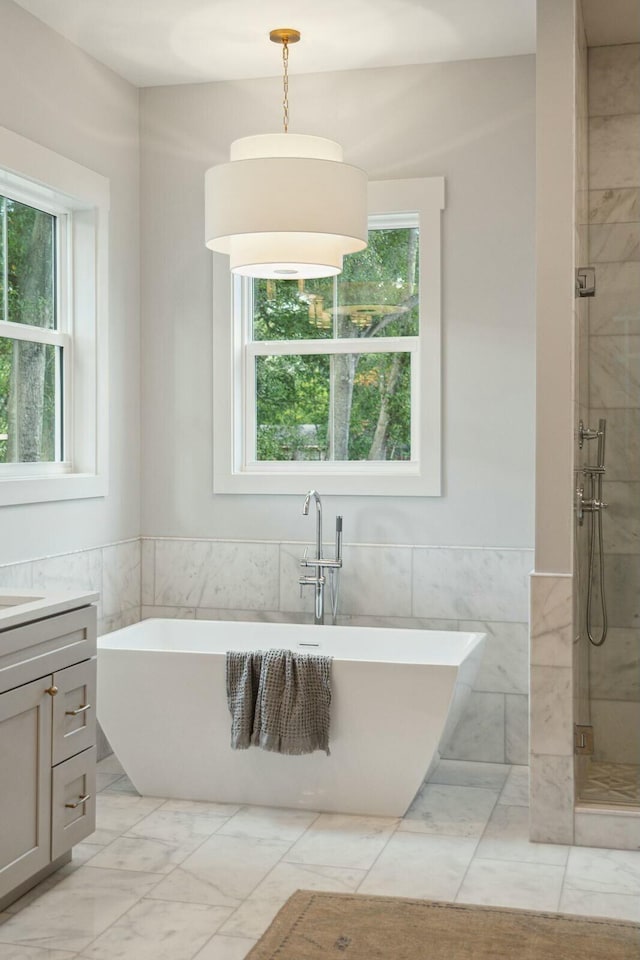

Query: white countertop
(0, 588), (99, 631)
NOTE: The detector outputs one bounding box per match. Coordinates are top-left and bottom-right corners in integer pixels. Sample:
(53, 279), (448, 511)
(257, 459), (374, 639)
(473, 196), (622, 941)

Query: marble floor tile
(428, 759), (511, 790)
(217, 806), (318, 844)
(160, 800), (241, 818)
(127, 807), (233, 844)
(283, 814), (398, 870)
(80, 899), (232, 960)
(101, 776), (139, 797)
(217, 899), (285, 941)
(96, 772), (125, 793)
(498, 765), (529, 806)
(248, 862), (366, 902)
(559, 887), (640, 923)
(0, 949), (77, 960)
(0, 867), (160, 953)
(564, 846), (640, 896)
(456, 858), (565, 912)
(96, 756), (125, 776)
(83, 834), (202, 875)
(400, 783), (498, 838)
(89, 794), (165, 845)
(358, 833), (477, 901)
(475, 805), (569, 866)
(163, 835), (293, 909)
(193, 936), (256, 960)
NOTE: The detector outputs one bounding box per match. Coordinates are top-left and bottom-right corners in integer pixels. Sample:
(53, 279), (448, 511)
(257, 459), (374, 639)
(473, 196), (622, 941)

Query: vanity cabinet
(0, 603), (97, 910)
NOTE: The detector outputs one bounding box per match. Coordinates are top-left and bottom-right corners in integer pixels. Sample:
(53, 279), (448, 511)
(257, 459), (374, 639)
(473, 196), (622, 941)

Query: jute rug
(247, 890), (640, 959)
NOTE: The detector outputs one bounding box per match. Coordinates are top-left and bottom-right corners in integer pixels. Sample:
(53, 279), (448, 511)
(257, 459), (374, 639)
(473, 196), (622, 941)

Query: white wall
(140, 54), (536, 548)
(0, 0), (140, 564)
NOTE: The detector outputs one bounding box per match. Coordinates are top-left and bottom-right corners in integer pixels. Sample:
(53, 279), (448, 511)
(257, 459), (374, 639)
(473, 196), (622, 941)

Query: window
(0, 126), (109, 505)
(213, 177), (444, 496)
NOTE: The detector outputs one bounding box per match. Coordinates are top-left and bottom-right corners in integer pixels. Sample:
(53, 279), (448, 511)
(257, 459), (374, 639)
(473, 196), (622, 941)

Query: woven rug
(247, 891), (640, 959)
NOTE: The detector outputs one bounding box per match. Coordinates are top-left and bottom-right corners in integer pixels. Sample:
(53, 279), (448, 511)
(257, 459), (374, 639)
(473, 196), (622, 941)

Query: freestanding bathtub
(97, 619), (484, 816)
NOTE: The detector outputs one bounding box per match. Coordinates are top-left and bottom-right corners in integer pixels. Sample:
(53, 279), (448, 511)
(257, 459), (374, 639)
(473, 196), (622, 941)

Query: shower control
(579, 420), (602, 449)
(575, 485), (608, 526)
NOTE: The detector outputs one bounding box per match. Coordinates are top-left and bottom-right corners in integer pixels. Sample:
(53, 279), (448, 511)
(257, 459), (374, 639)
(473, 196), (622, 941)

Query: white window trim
(212, 176), (444, 496)
(0, 125), (109, 506)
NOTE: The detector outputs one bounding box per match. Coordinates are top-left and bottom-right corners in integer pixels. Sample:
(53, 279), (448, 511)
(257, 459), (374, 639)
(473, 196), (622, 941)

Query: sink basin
(0, 595), (44, 609)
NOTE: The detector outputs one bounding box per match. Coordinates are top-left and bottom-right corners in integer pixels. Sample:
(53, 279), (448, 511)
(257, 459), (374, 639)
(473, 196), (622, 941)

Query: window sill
(0, 472), (107, 506)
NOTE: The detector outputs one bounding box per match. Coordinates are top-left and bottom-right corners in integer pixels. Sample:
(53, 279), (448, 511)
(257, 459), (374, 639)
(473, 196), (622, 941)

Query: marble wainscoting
(140, 538), (533, 766)
(0, 538), (142, 761)
(0, 538), (141, 633)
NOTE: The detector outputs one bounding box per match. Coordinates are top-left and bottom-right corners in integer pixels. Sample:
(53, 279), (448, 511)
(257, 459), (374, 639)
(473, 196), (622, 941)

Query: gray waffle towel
(225, 649), (332, 755)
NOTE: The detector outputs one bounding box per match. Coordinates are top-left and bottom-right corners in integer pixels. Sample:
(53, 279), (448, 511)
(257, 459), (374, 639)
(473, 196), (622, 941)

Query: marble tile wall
(587, 41), (640, 768)
(0, 538), (142, 760)
(140, 537), (533, 766)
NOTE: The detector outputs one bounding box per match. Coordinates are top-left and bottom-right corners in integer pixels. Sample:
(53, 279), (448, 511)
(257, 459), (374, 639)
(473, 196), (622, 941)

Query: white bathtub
(97, 619), (484, 816)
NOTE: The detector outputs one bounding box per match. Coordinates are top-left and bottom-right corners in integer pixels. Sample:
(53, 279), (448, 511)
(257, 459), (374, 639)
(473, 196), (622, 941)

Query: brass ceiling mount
(269, 28), (301, 45)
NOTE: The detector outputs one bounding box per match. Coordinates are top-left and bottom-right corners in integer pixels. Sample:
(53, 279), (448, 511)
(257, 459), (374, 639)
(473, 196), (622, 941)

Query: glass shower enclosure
(574, 40), (640, 807)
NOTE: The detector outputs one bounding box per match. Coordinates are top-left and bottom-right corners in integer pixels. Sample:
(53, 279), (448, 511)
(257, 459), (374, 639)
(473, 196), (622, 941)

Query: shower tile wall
(141, 538), (533, 766)
(587, 42), (640, 767)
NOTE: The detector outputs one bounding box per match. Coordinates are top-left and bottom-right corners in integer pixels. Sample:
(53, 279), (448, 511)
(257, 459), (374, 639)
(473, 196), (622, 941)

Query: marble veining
(589, 115), (640, 190)
(588, 44), (640, 118)
(3, 755), (640, 960)
(589, 222), (640, 263)
(589, 335), (640, 408)
(530, 574), (572, 667)
(589, 262), (640, 336)
(589, 188), (640, 225)
(529, 666), (573, 756)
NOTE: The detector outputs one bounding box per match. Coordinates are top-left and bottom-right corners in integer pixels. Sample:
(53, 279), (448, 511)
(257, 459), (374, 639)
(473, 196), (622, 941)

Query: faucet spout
(302, 489), (322, 562)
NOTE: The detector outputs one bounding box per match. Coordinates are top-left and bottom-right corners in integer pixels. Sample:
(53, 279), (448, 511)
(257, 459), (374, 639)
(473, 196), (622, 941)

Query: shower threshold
(579, 760), (640, 806)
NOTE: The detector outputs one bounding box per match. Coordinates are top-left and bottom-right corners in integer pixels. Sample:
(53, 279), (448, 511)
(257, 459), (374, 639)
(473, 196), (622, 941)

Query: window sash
(215, 176), (444, 496)
(243, 337), (419, 469)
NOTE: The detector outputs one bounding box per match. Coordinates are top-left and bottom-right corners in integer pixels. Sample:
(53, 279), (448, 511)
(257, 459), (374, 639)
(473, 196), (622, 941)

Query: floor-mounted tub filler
(97, 619), (485, 816)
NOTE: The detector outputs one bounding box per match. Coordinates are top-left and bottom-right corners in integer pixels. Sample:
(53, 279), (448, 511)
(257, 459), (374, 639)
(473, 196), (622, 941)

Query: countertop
(0, 588), (99, 632)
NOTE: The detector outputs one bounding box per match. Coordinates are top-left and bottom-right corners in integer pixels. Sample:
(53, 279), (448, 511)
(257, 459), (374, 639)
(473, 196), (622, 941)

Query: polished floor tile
(284, 814), (398, 870)
(3, 757), (640, 960)
(216, 806), (318, 844)
(429, 758), (511, 790)
(401, 783), (499, 837)
(475, 804), (569, 866)
(80, 899), (232, 960)
(0, 948), (77, 960)
(498, 765), (529, 806)
(457, 858), (565, 911)
(193, 936), (256, 960)
(358, 833), (478, 900)
(0, 868), (160, 953)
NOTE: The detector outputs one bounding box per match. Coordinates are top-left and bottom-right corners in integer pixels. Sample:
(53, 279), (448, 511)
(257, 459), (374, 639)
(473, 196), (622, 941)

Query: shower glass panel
(574, 41), (640, 807)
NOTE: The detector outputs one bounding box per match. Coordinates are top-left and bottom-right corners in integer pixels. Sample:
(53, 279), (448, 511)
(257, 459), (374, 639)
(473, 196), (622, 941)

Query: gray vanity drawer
(0, 607), (96, 695)
(52, 659), (97, 765)
(51, 746), (96, 859)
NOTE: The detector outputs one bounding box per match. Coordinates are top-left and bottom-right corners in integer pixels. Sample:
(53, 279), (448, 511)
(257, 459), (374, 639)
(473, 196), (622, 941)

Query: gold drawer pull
(45, 685), (58, 697)
(65, 703), (91, 716)
(65, 794), (91, 809)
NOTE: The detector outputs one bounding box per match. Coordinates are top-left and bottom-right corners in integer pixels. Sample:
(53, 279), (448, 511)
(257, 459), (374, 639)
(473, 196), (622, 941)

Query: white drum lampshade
(205, 132), (368, 279)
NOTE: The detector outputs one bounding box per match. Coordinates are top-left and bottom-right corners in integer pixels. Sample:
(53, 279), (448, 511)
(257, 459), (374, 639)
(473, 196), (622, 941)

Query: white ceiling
(12, 0), (536, 88)
(582, 0), (640, 46)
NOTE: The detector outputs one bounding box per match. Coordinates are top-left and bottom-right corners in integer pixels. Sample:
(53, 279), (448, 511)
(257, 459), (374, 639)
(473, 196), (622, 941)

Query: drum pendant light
(204, 28), (368, 279)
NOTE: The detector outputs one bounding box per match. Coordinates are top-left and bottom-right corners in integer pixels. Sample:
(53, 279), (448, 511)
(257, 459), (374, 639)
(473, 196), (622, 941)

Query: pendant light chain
(282, 37), (290, 133)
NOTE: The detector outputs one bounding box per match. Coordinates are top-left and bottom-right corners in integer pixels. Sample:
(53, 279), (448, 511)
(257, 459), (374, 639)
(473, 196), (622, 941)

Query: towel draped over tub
(225, 649), (332, 756)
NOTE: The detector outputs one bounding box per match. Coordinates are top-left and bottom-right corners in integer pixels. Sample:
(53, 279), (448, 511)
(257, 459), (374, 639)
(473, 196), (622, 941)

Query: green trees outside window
(0, 196), (59, 463)
(253, 226), (418, 462)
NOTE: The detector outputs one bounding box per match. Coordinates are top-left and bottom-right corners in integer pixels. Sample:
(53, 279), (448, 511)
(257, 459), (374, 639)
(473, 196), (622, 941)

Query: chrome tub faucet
(299, 489), (343, 625)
